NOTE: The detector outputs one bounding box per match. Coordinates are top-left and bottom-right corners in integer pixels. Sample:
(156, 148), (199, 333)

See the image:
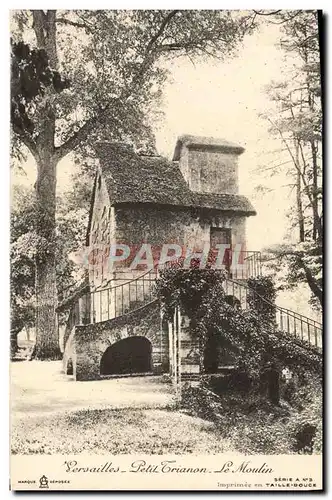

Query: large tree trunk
(296, 170), (305, 243)
(10, 329), (19, 360)
(34, 152), (61, 359)
(310, 140), (322, 241)
(31, 10), (61, 360)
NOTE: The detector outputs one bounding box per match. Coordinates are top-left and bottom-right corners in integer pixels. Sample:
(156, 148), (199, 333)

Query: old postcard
(10, 9), (323, 491)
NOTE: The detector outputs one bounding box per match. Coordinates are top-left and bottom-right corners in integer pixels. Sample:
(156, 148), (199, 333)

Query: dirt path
(11, 361), (237, 455)
(11, 361), (175, 417)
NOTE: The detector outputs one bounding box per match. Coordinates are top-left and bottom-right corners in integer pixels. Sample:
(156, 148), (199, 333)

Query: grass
(11, 407), (236, 455)
(11, 361), (322, 456)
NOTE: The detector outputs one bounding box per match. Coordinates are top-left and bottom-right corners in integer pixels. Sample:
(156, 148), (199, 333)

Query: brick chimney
(172, 135), (245, 195)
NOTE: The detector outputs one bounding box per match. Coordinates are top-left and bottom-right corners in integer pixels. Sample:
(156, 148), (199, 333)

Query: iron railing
(211, 250), (262, 279)
(275, 307), (322, 348)
(83, 267), (159, 324)
(62, 250), (321, 351)
(240, 251), (262, 279)
(224, 278), (322, 349)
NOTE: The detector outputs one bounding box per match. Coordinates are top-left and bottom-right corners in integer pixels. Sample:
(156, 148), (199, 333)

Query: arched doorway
(100, 336), (152, 376)
(203, 333), (220, 373)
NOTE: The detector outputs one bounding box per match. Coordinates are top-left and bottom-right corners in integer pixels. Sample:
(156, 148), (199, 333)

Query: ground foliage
(181, 374), (322, 455)
(12, 406), (235, 455)
(156, 264), (322, 453)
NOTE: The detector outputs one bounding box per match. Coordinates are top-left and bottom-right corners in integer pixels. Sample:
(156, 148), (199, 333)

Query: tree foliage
(11, 10), (255, 157)
(10, 186), (36, 356)
(258, 10), (322, 308)
(11, 40), (69, 139)
(10, 182), (89, 356)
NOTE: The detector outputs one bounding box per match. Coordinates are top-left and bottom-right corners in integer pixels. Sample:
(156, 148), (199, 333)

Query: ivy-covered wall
(155, 267), (322, 381)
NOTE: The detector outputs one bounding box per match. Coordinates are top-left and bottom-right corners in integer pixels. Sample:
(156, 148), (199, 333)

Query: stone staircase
(223, 278), (322, 350)
(81, 271), (322, 351)
(62, 266), (322, 380)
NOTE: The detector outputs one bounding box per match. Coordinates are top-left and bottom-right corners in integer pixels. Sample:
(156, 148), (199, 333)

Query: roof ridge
(173, 134), (245, 161)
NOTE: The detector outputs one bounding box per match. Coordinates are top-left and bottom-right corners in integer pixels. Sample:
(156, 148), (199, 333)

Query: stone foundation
(168, 309), (201, 386)
(66, 300), (169, 381)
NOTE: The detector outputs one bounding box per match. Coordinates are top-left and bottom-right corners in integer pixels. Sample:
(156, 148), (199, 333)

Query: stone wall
(179, 146), (240, 195)
(73, 300), (168, 381)
(88, 166), (116, 289)
(169, 312), (201, 383)
(63, 327), (76, 378)
(114, 205), (246, 259)
(83, 203), (247, 324)
(89, 206), (248, 321)
(168, 308), (240, 387)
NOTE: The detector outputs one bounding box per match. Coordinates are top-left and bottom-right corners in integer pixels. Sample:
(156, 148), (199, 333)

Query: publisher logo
(39, 475), (49, 489)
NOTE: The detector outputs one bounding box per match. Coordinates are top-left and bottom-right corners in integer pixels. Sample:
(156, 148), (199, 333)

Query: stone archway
(100, 336), (152, 376)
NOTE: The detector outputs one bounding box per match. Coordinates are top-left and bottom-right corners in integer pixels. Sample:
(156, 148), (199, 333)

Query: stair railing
(85, 267), (159, 324)
(224, 278), (322, 349)
(63, 260), (322, 350)
(230, 250), (262, 279)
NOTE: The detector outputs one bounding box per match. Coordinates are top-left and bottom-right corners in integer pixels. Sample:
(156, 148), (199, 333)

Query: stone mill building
(59, 134), (262, 381)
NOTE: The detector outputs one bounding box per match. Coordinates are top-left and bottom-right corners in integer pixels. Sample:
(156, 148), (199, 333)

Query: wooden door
(210, 228), (232, 272)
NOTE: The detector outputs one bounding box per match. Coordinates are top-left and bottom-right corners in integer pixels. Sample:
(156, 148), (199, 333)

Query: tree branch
(253, 9), (282, 16)
(55, 17), (92, 32)
(146, 10), (179, 54)
(11, 122), (38, 159)
(254, 10), (301, 25)
(54, 108), (111, 160)
(55, 11), (181, 160)
(32, 10), (47, 49)
(298, 258), (323, 306)
(266, 116), (317, 213)
(56, 109), (119, 162)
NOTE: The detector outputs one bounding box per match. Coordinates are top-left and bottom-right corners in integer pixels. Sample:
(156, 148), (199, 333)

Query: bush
(180, 379), (322, 455)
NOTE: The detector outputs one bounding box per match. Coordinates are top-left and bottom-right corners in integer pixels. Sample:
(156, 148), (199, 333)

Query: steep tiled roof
(194, 192), (256, 214)
(97, 143), (193, 207)
(94, 141), (256, 214)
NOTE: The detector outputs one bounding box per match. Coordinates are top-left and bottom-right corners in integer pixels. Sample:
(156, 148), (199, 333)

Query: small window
(210, 227), (231, 246)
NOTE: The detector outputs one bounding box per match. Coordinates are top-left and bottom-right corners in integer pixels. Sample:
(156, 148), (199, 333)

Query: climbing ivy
(155, 259), (229, 371)
(155, 259), (226, 320)
(247, 275), (276, 322)
(155, 264), (322, 379)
